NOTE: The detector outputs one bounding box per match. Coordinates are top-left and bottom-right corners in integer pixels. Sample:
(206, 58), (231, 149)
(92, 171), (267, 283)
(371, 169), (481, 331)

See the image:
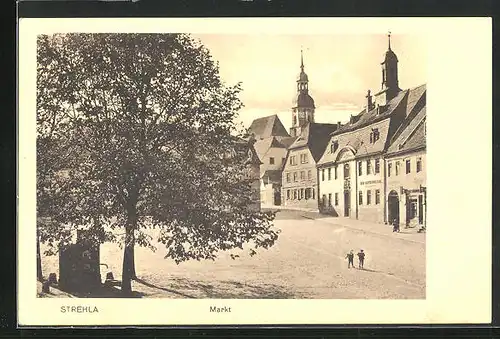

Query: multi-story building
(248, 114), (296, 206)
(316, 89), (408, 221)
(316, 34), (426, 225)
(281, 51), (339, 209)
(282, 122), (339, 209)
(385, 102), (426, 228)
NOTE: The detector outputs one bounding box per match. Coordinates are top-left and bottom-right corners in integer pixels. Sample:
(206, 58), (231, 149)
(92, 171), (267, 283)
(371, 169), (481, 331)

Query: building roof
(406, 84), (427, 116)
(252, 135), (297, 162)
(248, 114), (290, 140)
(386, 106), (426, 155)
(332, 89), (408, 136)
(317, 83), (427, 166)
(261, 169), (282, 182)
(289, 122), (339, 162)
(275, 136), (298, 148)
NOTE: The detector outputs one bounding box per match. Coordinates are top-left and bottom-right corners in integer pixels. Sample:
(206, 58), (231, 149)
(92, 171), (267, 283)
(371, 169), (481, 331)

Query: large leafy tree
(36, 33), (278, 295)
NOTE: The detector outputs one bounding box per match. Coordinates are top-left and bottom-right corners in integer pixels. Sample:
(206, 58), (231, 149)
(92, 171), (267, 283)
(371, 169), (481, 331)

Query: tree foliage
(36, 33), (278, 293)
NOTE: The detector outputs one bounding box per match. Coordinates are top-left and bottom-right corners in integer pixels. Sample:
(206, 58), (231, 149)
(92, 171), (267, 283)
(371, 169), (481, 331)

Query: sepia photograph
(35, 31), (426, 300)
(18, 17), (491, 326)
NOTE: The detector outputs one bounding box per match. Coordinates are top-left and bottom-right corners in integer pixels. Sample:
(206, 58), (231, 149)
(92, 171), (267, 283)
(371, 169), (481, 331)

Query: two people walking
(345, 249), (365, 269)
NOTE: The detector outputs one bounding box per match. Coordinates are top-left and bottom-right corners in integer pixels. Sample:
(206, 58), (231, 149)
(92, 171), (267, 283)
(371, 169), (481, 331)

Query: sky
(191, 33), (427, 131)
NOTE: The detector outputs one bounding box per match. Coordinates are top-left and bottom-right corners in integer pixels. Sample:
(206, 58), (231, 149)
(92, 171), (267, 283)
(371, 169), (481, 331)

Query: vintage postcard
(18, 17), (492, 326)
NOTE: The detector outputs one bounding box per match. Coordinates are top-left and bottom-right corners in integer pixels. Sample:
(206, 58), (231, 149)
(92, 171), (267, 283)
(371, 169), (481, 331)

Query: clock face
(299, 111), (306, 118)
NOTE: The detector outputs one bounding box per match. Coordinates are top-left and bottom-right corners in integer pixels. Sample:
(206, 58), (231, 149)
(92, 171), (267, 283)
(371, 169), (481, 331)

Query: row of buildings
(248, 34), (426, 227)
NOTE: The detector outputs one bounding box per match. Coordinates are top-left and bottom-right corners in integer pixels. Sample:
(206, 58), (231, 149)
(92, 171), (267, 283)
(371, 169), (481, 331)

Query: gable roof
(332, 89), (408, 136)
(275, 136), (297, 148)
(317, 83), (426, 166)
(248, 114), (290, 139)
(289, 122), (339, 162)
(387, 106), (426, 155)
(252, 137), (275, 160)
(252, 135), (297, 162)
(261, 169), (282, 182)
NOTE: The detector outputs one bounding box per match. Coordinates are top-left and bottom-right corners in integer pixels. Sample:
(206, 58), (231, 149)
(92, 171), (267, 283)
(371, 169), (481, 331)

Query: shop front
(399, 185), (426, 228)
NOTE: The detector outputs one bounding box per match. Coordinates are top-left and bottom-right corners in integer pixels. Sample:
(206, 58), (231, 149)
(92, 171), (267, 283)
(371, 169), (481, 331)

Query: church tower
(290, 49), (315, 137)
(374, 32), (401, 106)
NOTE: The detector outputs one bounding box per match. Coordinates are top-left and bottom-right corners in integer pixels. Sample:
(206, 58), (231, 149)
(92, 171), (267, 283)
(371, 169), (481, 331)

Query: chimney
(337, 121), (341, 128)
(366, 89), (373, 113)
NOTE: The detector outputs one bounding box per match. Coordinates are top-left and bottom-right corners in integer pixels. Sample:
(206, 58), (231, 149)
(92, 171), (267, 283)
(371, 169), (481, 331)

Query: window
(388, 162), (392, 177)
(358, 162), (363, 176)
(344, 164), (350, 178)
(286, 190), (290, 200)
(293, 172), (298, 182)
(300, 171), (305, 180)
(312, 188), (315, 199)
(328, 193), (332, 207)
(286, 173), (291, 183)
(367, 190), (372, 205)
(334, 166), (338, 179)
(307, 170), (312, 180)
(300, 154), (308, 164)
(367, 160), (372, 175)
(375, 189), (380, 205)
(359, 191), (363, 205)
(417, 157), (422, 173)
(300, 188), (304, 200)
(395, 161), (400, 175)
(294, 190), (297, 200)
(290, 156), (297, 166)
(375, 159), (380, 174)
(370, 128), (380, 143)
(269, 157), (275, 165)
(328, 168), (331, 180)
(321, 169), (325, 181)
(322, 194), (327, 207)
(335, 193), (339, 206)
(305, 188), (311, 200)
(331, 140), (339, 153)
(406, 159), (411, 174)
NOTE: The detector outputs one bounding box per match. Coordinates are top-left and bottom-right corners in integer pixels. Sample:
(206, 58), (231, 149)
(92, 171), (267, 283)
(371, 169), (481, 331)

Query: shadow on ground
(37, 282), (147, 298)
(137, 275), (301, 299)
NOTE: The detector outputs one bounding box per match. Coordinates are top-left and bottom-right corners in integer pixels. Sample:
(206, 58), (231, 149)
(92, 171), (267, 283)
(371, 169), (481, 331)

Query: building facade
(316, 34), (427, 225)
(282, 122), (338, 209)
(248, 114), (296, 207)
(385, 105), (426, 228)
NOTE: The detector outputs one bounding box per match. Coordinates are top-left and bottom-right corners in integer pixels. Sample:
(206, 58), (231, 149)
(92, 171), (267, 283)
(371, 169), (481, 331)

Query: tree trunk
(121, 225), (134, 295)
(130, 232), (137, 280)
(36, 232), (43, 282)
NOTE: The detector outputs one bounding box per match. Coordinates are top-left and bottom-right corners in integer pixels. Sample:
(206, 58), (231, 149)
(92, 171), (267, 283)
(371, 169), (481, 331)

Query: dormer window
(330, 140), (339, 153)
(370, 128), (380, 143)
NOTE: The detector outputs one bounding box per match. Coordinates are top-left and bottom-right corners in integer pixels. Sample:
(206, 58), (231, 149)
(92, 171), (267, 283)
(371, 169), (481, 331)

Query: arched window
(344, 163), (350, 178)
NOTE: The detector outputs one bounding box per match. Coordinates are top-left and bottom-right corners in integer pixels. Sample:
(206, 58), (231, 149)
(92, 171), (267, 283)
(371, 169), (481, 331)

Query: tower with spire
(374, 32), (401, 106)
(290, 48), (315, 137)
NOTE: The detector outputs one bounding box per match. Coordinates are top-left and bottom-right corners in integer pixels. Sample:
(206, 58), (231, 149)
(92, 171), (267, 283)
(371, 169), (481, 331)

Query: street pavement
(40, 210), (425, 299)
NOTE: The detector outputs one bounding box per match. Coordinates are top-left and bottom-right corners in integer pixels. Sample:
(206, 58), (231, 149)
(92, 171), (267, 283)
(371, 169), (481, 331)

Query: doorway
(344, 191), (350, 217)
(274, 188), (281, 206)
(388, 190), (400, 223)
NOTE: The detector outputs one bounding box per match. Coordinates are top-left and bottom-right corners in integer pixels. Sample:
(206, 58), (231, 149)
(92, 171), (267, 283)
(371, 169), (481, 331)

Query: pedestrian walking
(345, 250), (355, 268)
(357, 249), (365, 269)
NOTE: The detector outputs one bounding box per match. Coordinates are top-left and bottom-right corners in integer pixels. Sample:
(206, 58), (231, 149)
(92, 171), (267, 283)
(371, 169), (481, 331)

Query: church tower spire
(381, 31), (399, 92)
(375, 31), (401, 105)
(290, 48), (316, 137)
